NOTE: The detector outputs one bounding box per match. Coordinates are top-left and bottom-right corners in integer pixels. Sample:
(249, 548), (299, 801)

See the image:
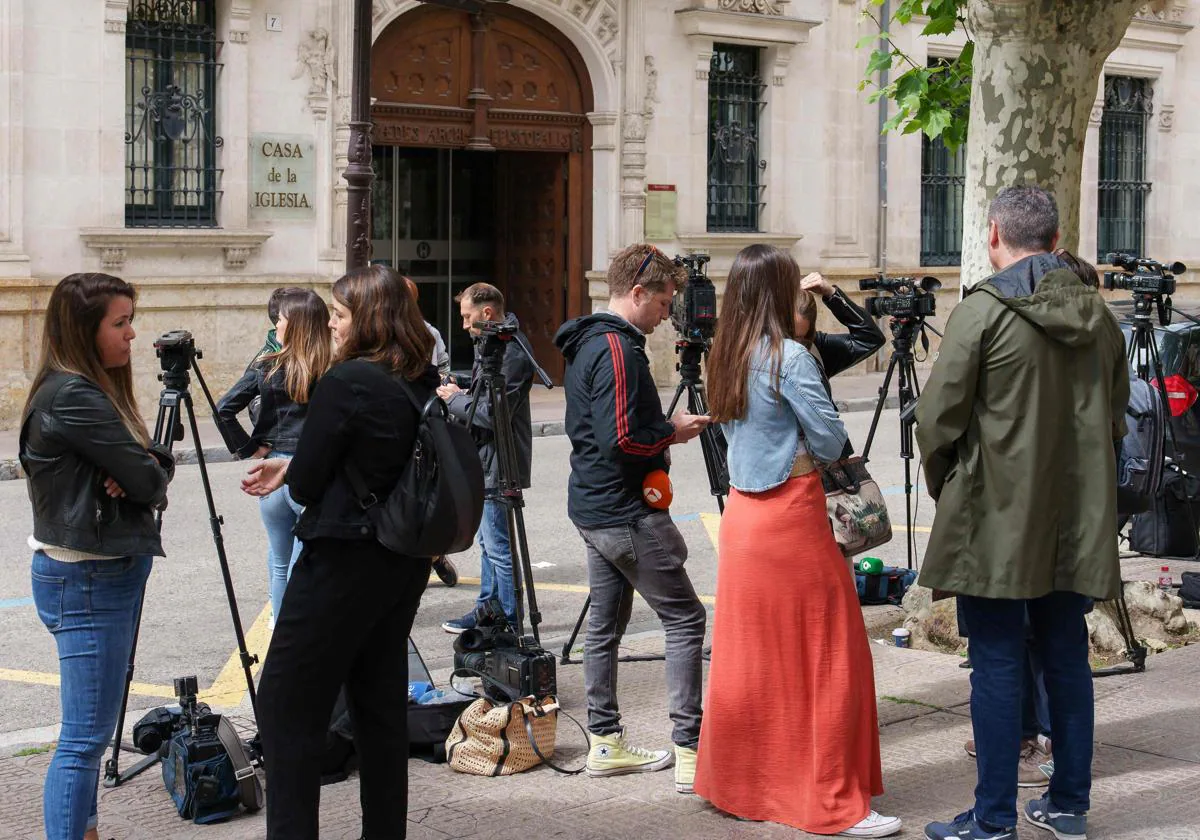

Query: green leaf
(922, 108), (954, 138)
(865, 49), (895, 76)
(882, 112), (907, 133)
(921, 15), (958, 36)
(856, 33), (886, 50)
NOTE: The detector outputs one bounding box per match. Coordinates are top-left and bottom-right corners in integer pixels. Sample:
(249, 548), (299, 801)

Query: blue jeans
(959, 592), (1094, 829)
(31, 551), (152, 840)
(476, 499), (517, 624)
(260, 452), (302, 621)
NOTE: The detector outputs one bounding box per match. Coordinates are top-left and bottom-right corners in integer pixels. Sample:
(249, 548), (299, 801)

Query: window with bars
(1097, 76), (1153, 262)
(920, 135), (967, 266)
(707, 45), (766, 233)
(125, 0), (222, 228)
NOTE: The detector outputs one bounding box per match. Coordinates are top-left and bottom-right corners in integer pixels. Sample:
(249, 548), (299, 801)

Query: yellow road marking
(0, 667), (174, 699)
(448, 575), (716, 606)
(199, 603), (272, 708)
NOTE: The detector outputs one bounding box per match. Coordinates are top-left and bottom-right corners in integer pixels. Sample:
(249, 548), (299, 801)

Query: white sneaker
(839, 811), (903, 838)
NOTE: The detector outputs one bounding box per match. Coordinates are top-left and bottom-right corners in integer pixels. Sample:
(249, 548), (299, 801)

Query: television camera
(859, 275), (941, 321)
(671, 253), (718, 344)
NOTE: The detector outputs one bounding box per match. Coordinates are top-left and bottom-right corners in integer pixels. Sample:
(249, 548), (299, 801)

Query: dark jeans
(577, 511), (707, 748)
(258, 538), (431, 840)
(959, 599), (1051, 740)
(959, 592), (1094, 829)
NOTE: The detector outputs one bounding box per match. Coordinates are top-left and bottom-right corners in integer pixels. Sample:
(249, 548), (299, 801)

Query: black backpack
(346, 378), (484, 557)
(1117, 373), (1167, 518)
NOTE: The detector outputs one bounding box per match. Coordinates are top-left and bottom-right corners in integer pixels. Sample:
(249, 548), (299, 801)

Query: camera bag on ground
(1117, 374), (1167, 518)
(820, 456), (893, 558)
(856, 565), (917, 606)
(1180, 572), (1200, 608)
(345, 377), (484, 557)
(162, 715), (262, 825)
(1129, 465), (1200, 558)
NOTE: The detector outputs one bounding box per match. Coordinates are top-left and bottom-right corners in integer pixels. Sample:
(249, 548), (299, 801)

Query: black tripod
(104, 333), (260, 786)
(861, 317), (932, 571)
(463, 324), (553, 646)
(560, 338), (728, 665)
(1095, 291), (1200, 676)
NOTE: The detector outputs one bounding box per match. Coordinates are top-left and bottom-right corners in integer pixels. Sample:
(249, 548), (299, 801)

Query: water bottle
(1158, 566), (1173, 591)
(408, 681), (433, 702)
(418, 688), (447, 705)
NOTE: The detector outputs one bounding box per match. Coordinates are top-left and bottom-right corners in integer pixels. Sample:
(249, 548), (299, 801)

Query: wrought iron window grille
(1098, 76), (1153, 262)
(707, 45), (767, 233)
(920, 135), (966, 266)
(125, 0), (223, 228)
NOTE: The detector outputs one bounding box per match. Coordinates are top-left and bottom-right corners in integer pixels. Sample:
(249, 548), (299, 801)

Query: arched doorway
(369, 4), (594, 380)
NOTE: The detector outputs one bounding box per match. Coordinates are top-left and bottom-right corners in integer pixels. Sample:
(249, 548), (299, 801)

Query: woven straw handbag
(445, 695), (559, 776)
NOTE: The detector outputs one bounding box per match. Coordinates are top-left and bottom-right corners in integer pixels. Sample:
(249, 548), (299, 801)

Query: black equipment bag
(856, 566), (917, 606)
(162, 715), (262, 824)
(320, 638), (469, 778)
(1181, 572), (1200, 608)
(1129, 466), (1200, 558)
(346, 378), (484, 557)
(1117, 374), (1167, 518)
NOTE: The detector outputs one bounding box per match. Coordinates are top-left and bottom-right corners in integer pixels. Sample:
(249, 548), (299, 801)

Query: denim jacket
(722, 338), (848, 493)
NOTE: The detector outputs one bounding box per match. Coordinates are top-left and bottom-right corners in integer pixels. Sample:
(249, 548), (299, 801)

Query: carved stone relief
(644, 56), (659, 119)
(295, 28), (336, 97)
(718, 0), (785, 13)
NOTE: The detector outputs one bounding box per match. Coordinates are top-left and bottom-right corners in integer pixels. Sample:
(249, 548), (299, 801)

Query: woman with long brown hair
(241, 264), (437, 840)
(216, 289), (331, 627)
(694, 245), (900, 837)
(21, 273), (173, 840)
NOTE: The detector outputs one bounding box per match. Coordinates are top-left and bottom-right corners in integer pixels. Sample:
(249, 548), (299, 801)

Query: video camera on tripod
(1104, 254), (1187, 327)
(1103, 254), (1186, 297)
(859, 275), (942, 320)
(671, 253), (718, 345)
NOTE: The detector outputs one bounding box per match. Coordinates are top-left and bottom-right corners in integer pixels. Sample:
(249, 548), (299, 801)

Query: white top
(28, 534), (121, 563)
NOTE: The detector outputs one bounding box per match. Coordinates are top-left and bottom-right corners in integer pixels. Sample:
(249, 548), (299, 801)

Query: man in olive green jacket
(919, 187), (1129, 840)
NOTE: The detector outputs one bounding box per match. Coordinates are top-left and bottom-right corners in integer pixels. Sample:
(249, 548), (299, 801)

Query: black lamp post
(343, 0), (513, 270)
(344, 0), (375, 271)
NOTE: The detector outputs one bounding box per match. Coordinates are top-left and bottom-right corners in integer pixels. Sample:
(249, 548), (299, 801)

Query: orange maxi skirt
(694, 472), (883, 834)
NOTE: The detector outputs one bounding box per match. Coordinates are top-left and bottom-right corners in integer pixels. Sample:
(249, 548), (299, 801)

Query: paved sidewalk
(1, 633), (1197, 839)
(0, 372), (904, 480)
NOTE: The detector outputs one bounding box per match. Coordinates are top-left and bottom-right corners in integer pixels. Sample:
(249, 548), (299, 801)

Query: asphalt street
(0, 409), (933, 744)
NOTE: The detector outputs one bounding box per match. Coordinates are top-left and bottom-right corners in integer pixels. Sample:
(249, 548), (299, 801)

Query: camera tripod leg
(561, 594), (591, 664)
(181, 392), (259, 711)
(861, 352), (899, 461)
(105, 393), (182, 787)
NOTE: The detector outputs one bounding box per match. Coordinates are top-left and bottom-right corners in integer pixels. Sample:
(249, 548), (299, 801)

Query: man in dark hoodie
(918, 186), (1129, 840)
(554, 244), (710, 792)
(437, 282), (536, 632)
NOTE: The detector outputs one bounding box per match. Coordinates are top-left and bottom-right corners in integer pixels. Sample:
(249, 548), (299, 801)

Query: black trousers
(258, 537), (431, 840)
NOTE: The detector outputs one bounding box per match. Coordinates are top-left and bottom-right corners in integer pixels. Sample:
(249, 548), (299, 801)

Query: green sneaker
(586, 729), (674, 777)
(675, 745), (697, 794)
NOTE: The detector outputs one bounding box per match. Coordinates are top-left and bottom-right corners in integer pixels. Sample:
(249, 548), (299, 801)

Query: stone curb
(0, 399), (889, 481)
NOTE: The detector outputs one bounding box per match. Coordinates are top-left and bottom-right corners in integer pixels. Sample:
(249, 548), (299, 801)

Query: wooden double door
(368, 2), (594, 382)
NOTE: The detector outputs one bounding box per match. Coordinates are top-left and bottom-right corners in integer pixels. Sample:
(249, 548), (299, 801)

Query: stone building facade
(0, 0), (1196, 426)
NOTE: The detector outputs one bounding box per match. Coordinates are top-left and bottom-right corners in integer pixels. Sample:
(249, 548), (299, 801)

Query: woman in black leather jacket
(795, 272), (886, 387)
(21, 273), (173, 840)
(241, 264), (438, 840)
(216, 289), (331, 628)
